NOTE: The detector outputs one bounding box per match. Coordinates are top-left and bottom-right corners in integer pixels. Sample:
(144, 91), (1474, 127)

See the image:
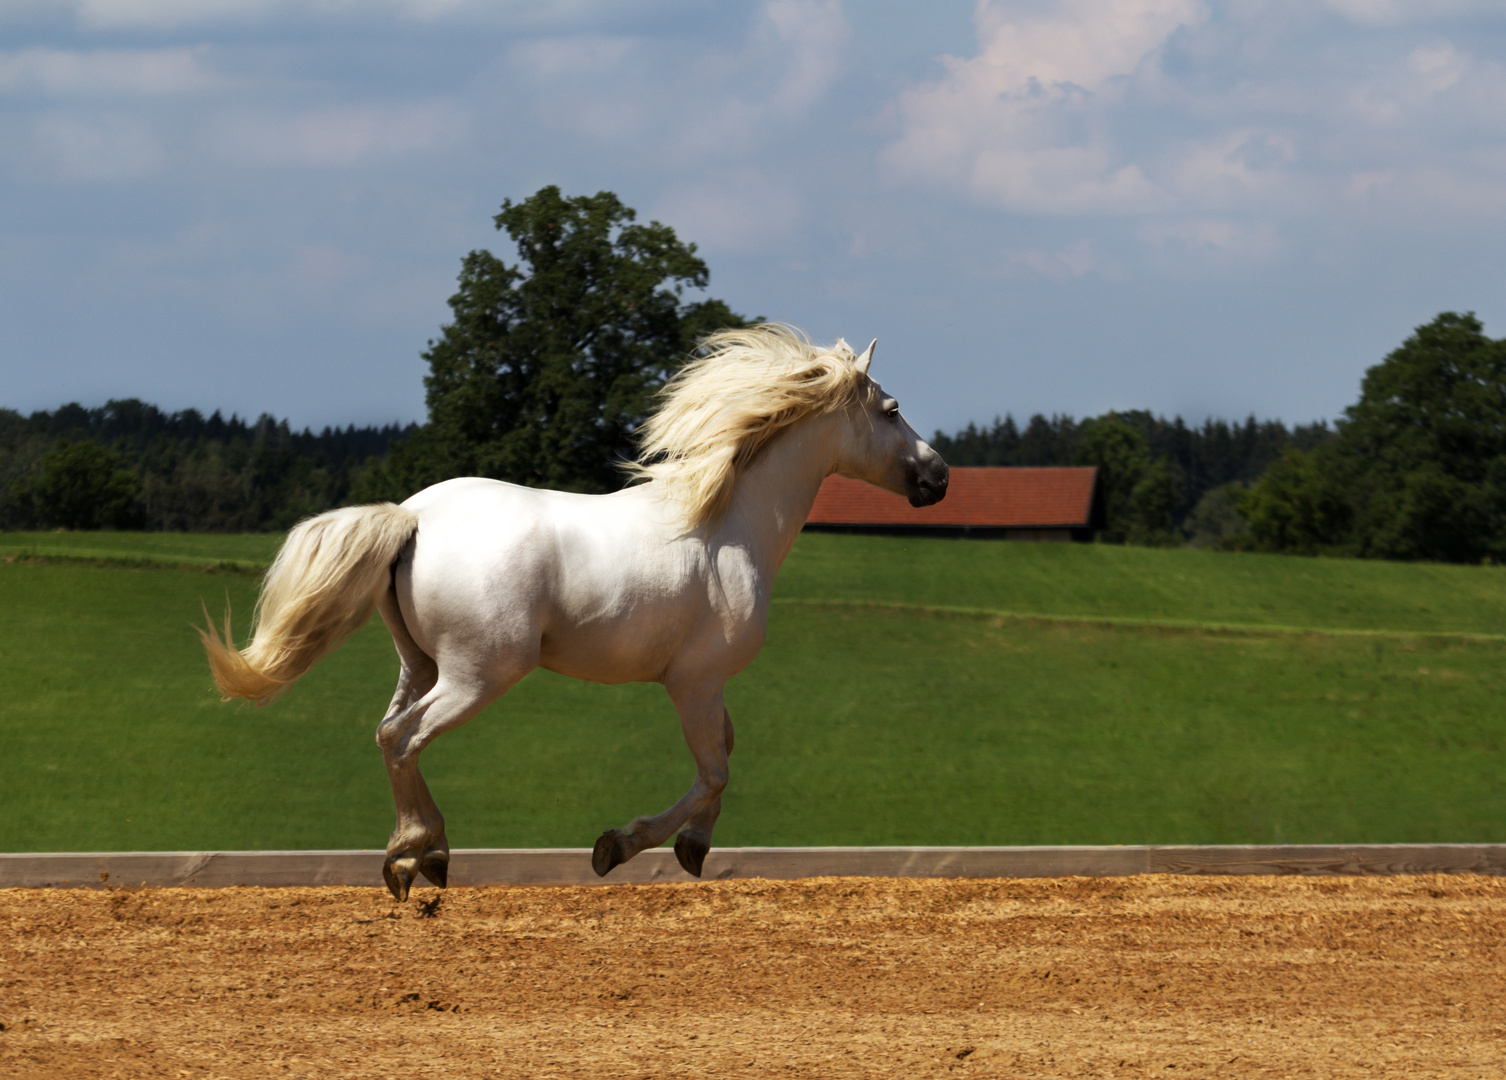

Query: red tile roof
(806, 466), (1098, 528)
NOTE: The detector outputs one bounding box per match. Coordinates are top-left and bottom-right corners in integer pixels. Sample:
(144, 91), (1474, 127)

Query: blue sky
(2, 1), (1505, 437)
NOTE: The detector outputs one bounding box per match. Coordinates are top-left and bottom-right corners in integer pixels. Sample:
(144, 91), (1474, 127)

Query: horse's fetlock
(387, 824), (431, 853)
(592, 828), (635, 877)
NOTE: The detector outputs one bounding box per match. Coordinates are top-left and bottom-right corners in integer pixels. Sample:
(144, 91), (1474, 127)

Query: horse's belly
(536, 621), (681, 685)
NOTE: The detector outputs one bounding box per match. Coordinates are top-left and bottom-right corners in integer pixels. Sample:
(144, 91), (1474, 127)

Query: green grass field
(2, 531), (1503, 851)
(0, 530), (281, 571)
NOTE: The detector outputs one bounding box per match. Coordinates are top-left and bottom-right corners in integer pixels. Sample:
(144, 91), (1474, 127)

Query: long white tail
(201, 503), (419, 706)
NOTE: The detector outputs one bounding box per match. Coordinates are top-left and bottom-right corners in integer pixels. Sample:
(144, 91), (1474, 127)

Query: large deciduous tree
(1072, 415), (1185, 545)
(378, 187), (748, 497)
(1240, 312), (1506, 562)
(1339, 312), (1506, 562)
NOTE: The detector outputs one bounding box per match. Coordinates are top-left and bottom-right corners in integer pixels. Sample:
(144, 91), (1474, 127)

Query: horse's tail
(200, 503), (419, 706)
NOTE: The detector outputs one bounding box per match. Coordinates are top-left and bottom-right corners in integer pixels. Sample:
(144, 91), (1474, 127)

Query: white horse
(202, 325), (948, 900)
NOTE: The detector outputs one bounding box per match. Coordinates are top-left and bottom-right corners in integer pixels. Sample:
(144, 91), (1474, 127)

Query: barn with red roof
(804, 466), (1102, 541)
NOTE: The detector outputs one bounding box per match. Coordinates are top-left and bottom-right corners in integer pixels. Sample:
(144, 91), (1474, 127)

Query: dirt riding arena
(2, 874), (1503, 1078)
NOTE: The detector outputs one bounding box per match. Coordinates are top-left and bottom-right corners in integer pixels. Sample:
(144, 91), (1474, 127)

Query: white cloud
(1139, 216), (1278, 256)
(512, 33), (635, 80)
(880, 0), (1506, 250)
(212, 101), (466, 168)
(498, 0), (848, 252)
(1409, 42), (1469, 93)
(1346, 41), (1472, 125)
(1134, 216), (1282, 279)
(970, 0), (1205, 90)
(880, 0), (1206, 214)
(1010, 239), (1100, 280)
(654, 168), (804, 254)
(74, 0), (283, 26)
(0, 0), (630, 30)
(1167, 128), (1298, 208)
(761, 0), (849, 114)
(0, 46), (226, 96)
(510, 35), (650, 139)
(25, 111), (162, 180)
(511, 0), (850, 159)
(23, 0), (496, 30)
(1322, 0), (1503, 26)
(1364, 165), (1506, 215)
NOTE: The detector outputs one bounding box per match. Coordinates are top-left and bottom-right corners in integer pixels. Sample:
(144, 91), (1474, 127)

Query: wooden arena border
(2, 844), (1504, 889)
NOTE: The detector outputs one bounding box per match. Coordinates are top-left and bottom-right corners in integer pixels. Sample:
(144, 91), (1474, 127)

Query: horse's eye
(884, 405), (899, 420)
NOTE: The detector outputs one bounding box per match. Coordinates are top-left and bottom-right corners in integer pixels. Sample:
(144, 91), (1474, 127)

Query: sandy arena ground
(1, 874), (1503, 1078)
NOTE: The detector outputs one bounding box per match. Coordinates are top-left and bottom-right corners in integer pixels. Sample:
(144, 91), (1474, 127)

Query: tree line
(5, 185), (1502, 565)
(931, 411), (1335, 546)
(930, 311), (1506, 563)
(0, 401), (413, 532)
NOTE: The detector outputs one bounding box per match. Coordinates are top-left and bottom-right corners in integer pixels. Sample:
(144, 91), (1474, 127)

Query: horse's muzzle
(907, 459), (950, 508)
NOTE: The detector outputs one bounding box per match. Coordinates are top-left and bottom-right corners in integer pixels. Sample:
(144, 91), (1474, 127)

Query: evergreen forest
(0, 401), (412, 532)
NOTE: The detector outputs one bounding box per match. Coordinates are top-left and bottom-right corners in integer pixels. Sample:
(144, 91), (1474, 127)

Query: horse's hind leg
(374, 587), (514, 901)
(374, 590), (439, 897)
(673, 707), (734, 877)
(593, 686), (730, 878)
(376, 672), (503, 901)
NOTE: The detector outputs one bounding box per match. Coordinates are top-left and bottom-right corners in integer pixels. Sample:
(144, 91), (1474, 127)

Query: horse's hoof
(674, 833), (709, 878)
(592, 829), (632, 877)
(383, 855), (418, 902)
(420, 849), (449, 889)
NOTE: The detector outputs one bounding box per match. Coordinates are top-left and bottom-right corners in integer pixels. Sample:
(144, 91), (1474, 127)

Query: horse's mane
(629, 323), (876, 530)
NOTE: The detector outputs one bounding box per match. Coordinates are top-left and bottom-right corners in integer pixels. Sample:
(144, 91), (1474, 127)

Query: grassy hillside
(8, 528), (1504, 634)
(778, 533), (1506, 637)
(2, 533), (1502, 851)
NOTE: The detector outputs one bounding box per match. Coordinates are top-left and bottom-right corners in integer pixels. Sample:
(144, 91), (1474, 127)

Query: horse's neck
(716, 415), (839, 580)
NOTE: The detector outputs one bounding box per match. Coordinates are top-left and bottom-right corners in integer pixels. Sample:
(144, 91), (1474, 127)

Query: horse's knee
(375, 715), (404, 754)
(376, 704), (428, 758)
(703, 765), (729, 798)
(376, 720), (430, 769)
(376, 690), (429, 754)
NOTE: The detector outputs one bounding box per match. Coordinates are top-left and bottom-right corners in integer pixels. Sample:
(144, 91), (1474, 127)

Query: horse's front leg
(592, 687), (730, 878)
(673, 707), (734, 877)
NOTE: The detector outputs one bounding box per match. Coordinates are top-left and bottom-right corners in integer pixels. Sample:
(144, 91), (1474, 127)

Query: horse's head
(833, 340), (949, 508)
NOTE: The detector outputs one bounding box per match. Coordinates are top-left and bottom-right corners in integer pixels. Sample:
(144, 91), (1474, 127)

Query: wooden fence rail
(3, 844), (1504, 889)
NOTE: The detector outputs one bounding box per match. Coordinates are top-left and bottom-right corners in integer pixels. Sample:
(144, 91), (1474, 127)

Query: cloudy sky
(3, 0), (1505, 436)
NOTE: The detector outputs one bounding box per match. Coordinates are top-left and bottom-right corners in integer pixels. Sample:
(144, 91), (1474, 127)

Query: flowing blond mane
(628, 323), (876, 529)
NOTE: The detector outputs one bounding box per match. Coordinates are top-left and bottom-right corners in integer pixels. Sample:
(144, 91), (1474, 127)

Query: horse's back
(401, 477), (679, 584)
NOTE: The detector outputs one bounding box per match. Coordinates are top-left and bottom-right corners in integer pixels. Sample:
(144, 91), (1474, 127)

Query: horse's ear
(855, 339), (876, 376)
